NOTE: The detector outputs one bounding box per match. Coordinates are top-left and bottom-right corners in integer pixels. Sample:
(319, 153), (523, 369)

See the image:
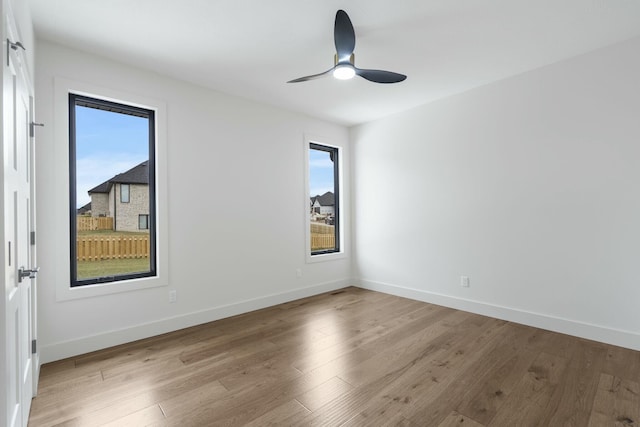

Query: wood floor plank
(242, 399), (310, 427)
(292, 302), (451, 375)
(456, 324), (561, 423)
(165, 311), (450, 426)
(355, 317), (509, 425)
(217, 354), (302, 391)
(454, 348), (538, 425)
(588, 373), (640, 427)
(295, 376), (353, 412)
(46, 391), (162, 427)
(101, 404), (166, 427)
(28, 287), (640, 427)
(290, 315), (498, 426)
(537, 340), (606, 426)
(436, 411), (485, 427)
(603, 344), (640, 382)
(100, 349), (188, 381)
(337, 309), (467, 387)
(407, 322), (539, 425)
(35, 359), (76, 381)
(487, 351), (569, 426)
(159, 356), (340, 426)
(342, 412), (421, 427)
(32, 369), (103, 400)
(158, 380), (229, 420)
(30, 348), (248, 426)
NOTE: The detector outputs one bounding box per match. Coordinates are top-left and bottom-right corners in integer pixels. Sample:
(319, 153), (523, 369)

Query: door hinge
(30, 122), (44, 137)
(30, 231), (36, 245)
(8, 39), (25, 51)
(6, 39), (25, 67)
(32, 339), (37, 354)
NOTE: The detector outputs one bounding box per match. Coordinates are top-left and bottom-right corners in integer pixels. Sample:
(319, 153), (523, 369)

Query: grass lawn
(77, 257), (150, 280)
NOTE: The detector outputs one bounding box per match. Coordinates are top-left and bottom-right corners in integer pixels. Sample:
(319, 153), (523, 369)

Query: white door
(4, 18), (37, 427)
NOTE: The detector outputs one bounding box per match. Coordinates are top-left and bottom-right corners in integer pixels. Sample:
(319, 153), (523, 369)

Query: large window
(309, 143), (340, 255)
(69, 94), (156, 286)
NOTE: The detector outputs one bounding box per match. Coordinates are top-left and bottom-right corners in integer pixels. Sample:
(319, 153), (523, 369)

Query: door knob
(18, 266), (39, 283)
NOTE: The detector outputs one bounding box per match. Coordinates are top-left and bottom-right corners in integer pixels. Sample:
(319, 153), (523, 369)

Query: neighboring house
(77, 202), (91, 216)
(310, 191), (335, 216)
(88, 161), (150, 232)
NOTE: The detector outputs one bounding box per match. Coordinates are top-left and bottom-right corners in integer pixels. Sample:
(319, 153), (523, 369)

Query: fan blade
(355, 68), (407, 84)
(287, 68), (334, 83)
(334, 10), (355, 61)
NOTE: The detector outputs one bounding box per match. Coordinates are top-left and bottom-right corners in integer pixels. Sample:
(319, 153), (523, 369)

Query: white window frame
(304, 135), (346, 263)
(54, 78), (169, 301)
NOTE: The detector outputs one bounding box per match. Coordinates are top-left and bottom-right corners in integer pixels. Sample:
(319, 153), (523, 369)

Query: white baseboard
(356, 279), (640, 351)
(40, 279), (350, 364)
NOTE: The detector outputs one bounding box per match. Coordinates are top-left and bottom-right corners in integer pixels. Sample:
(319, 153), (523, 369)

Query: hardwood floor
(28, 287), (640, 426)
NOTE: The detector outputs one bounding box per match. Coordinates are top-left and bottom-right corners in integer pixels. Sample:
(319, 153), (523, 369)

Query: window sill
(306, 250), (347, 264)
(57, 274), (167, 301)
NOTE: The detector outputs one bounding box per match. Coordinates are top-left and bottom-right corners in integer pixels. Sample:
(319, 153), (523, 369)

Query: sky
(75, 105), (149, 208)
(75, 105), (334, 208)
(309, 148), (335, 197)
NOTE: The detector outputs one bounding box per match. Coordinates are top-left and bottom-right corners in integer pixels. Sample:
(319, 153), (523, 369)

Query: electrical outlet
(460, 276), (470, 288)
(296, 268), (303, 278)
(169, 290), (177, 303)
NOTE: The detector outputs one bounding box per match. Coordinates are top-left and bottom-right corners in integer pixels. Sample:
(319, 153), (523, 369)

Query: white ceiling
(28, 0), (640, 126)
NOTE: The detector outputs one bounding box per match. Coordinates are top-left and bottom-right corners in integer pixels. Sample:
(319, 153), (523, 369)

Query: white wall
(35, 40), (351, 362)
(352, 36), (640, 350)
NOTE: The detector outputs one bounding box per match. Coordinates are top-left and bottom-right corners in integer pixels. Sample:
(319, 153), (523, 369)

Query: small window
(120, 184), (130, 203)
(138, 214), (149, 230)
(309, 143), (340, 255)
(69, 94), (156, 287)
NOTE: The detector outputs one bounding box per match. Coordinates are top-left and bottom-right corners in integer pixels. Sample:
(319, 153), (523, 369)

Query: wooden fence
(311, 234), (335, 251)
(310, 223), (334, 234)
(310, 223), (336, 251)
(77, 236), (150, 261)
(77, 216), (114, 231)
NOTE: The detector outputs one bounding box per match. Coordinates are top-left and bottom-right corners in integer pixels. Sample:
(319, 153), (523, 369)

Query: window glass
(138, 214), (149, 230)
(120, 184), (130, 203)
(70, 94), (156, 286)
(309, 143), (340, 254)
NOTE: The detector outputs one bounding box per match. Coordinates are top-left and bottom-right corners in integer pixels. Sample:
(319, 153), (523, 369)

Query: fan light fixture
(333, 64), (355, 80)
(287, 10), (407, 84)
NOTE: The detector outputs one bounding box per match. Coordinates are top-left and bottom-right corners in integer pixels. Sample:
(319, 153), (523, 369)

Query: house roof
(88, 161), (149, 194)
(111, 161), (149, 184)
(77, 202), (91, 214)
(88, 181), (111, 194)
(311, 191), (334, 207)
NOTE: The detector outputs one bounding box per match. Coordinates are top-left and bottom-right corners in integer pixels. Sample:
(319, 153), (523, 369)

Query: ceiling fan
(287, 10), (407, 84)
